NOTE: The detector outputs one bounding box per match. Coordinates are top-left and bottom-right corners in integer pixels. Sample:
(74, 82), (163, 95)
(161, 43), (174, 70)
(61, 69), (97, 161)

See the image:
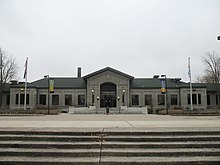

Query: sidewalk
(0, 114), (219, 130)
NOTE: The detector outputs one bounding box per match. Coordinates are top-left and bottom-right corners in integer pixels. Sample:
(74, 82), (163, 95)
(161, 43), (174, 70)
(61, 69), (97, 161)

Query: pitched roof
(83, 67), (134, 80)
(12, 77), (86, 89)
(131, 78), (186, 89)
(131, 78), (208, 89)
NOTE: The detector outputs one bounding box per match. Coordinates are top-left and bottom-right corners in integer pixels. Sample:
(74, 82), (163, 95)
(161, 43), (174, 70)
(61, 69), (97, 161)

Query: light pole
(161, 75), (168, 114)
(91, 90), (94, 106)
(117, 96), (120, 113)
(44, 75), (50, 114)
(122, 89), (125, 106)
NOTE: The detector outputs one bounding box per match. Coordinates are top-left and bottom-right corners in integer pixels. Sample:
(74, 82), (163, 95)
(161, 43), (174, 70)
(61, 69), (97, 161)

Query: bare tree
(201, 51), (220, 83)
(0, 48), (18, 107)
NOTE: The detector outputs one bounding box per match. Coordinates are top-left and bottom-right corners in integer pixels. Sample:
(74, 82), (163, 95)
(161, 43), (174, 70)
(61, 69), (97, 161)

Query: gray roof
(131, 79), (208, 89)
(11, 77), (210, 90)
(131, 78), (186, 89)
(12, 77), (86, 89)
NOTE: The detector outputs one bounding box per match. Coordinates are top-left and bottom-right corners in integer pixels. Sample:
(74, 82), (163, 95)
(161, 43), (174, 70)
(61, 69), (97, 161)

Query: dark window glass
(20, 94), (29, 105)
(171, 95), (178, 105)
(198, 94), (201, 105)
(65, 95), (72, 106)
(188, 94), (197, 105)
(132, 95), (139, 106)
(192, 94), (197, 104)
(16, 94), (19, 105)
(20, 94), (25, 105)
(207, 95), (210, 105)
(216, 95), (218, 105)
(39, 95), (46, 105)
(6, 95), (10, 105)
(158, 95), (165, 105)
(78, 95), (85, 106)
(145, 95), (152, 105)
(52, 95), (59, 105)
(26, 94), (29, 105)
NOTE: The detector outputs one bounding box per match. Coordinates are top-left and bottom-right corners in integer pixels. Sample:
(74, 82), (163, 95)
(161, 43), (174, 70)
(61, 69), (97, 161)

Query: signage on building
(160, 79), (166, 94)
(49, 79), (54, 93)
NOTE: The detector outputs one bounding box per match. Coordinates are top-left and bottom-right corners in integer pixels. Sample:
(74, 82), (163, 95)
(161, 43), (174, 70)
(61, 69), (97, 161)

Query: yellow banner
(49, 79), (54, 93)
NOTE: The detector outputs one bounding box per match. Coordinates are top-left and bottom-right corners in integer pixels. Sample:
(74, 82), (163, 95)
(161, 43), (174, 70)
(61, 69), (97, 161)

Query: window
(6, 95), (10, 105)
(188, 94), (201, 105)
(145, 95), (152, 105)
(216, 95), (218, 105)
(52, 95), (59, 105)
(132, 95), (139, 106)
(171, 95), (178, 105)
(20, 94), (29, 105)
(207, 95), (210, 105)
(26, 94), (29, 105)
(16, 94), (19, 105)
(78, 95), (85, 106)
(198, 94), (201, 105)
(39, 95), (46, 105)
(20, 94), (25, 105)
(65, 95), (72, 106)
(158, 95), (165, 105)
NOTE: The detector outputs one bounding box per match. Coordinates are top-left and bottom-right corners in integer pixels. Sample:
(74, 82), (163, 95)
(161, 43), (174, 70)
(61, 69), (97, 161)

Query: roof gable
(83, 67), (134, 80)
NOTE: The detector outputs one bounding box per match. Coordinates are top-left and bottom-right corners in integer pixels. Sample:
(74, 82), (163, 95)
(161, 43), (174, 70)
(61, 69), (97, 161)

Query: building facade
(8, 67), (220, 112)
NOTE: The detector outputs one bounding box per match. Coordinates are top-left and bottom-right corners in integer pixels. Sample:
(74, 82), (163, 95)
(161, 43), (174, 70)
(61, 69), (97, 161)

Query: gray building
(8, 67), (220, 112)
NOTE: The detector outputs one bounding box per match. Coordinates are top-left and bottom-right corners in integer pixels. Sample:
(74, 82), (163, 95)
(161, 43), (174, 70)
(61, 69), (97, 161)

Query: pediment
(83, 67), (134, 80)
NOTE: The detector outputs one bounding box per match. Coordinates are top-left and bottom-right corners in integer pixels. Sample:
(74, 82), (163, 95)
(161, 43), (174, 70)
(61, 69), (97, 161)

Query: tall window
(158, 95), (165, 105)
(198, 94), (201, 105)
(207, 95), (210, 105)
(145, 95), (152, 106)
(187, 94), (201, 105)
(16, 94), (19, 105)
(132, 95), (139, 106)
(78, 95), (85, 106)
(20, 94), (25, 104)
(65, 95), (72, 106)
(52, 95), (59, 105)
(19, 94), (29, 105)
(171, 95), (178, 105)
(6, 95), (10, 105)
(39, 95), (46, 105)
(26, 94), (29, 105)
(216, 95), (218, 105)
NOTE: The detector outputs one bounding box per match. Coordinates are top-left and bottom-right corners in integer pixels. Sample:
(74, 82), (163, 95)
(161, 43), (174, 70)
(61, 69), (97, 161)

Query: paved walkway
(0, 114), (219, 130)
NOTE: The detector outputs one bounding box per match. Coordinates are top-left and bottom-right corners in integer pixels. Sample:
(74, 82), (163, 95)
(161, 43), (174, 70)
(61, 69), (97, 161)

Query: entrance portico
(83, 67), (134, 111)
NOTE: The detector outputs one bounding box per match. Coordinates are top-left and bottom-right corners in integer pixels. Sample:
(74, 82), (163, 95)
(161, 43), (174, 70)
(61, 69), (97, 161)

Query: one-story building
(6, 67), (220, 113)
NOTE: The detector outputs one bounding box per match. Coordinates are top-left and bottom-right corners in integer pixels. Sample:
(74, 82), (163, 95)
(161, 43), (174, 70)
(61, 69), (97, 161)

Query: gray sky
(0, 0), (220, 82)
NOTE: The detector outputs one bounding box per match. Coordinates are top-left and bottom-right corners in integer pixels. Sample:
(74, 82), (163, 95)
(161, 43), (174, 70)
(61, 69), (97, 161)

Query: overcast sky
(0, 0), (220, 82)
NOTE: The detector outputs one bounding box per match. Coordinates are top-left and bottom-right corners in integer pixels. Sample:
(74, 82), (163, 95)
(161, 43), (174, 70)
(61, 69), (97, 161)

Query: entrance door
(100, 83), (116, 107)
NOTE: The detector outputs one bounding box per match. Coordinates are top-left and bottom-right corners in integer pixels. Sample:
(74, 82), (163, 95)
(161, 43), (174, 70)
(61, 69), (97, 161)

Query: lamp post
(117, 96), (120, 113)
(161, 75), (168, 114)
(91, 90), (94, 106)
(44, 75), (50, 114)
(122, 89), (125, 106)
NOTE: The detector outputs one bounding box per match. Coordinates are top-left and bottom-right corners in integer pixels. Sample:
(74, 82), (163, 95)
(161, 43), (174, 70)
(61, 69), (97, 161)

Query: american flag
(23, 57), (28, 79)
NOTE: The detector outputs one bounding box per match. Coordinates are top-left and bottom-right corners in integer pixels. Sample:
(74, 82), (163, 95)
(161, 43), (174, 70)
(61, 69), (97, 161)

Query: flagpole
(24, 57), (28, 110)
(188, 57), (193, 110)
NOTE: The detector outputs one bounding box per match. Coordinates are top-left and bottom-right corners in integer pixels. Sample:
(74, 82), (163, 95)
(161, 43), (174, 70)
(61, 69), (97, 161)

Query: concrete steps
(0, 130), (219, 164)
